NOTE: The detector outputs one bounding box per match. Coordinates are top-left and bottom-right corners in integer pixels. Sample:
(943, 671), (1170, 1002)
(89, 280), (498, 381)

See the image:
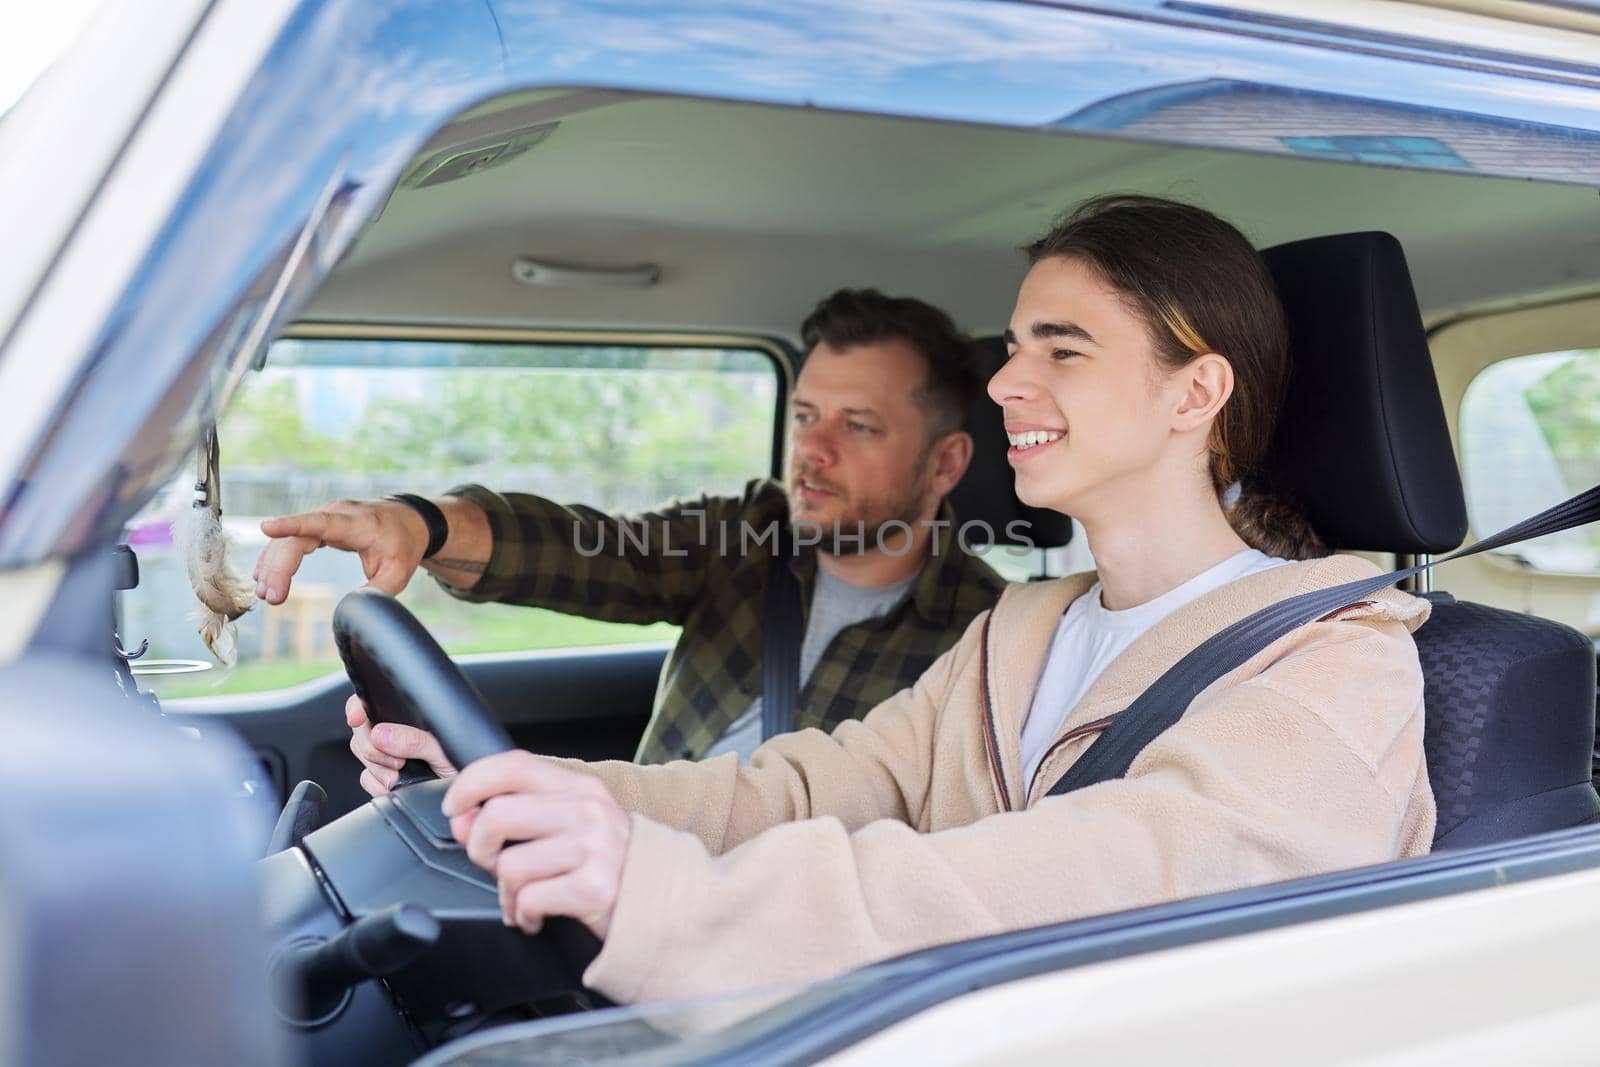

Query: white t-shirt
(1019, 548), (1292, 788)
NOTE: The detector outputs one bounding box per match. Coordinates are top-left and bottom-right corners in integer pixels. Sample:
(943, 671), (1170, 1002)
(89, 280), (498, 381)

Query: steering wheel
(332, 587), (515, 782)
(265, 587), (606, 1054)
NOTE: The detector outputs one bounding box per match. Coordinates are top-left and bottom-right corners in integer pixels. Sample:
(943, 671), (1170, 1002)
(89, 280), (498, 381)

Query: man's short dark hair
(799, 289), (979, 441)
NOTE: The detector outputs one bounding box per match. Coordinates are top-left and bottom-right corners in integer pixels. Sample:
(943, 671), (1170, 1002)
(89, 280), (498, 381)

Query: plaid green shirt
(442, 479), (1007, 763)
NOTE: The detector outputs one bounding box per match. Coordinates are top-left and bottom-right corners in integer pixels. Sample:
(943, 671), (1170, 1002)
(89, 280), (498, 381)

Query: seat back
(1262, 232), (1600, 848)
(1416, 595), (1600, 847)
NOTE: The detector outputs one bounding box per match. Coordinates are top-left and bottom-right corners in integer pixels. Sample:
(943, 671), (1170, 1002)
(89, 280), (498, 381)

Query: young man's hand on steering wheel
(347, 694), (459, 795)
(442, 750), (631, 940)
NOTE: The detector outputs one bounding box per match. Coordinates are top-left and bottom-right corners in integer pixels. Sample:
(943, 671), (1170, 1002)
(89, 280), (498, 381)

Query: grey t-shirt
(702, 565), (916, 762)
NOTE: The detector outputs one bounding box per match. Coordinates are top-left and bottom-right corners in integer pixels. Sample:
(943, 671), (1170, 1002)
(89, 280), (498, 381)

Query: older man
(254, 289), (1006, 779)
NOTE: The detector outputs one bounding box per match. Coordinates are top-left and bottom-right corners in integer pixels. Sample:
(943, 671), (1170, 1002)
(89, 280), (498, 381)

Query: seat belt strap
(1046, 483), (1600, 798)
(761, 536), (805, 741)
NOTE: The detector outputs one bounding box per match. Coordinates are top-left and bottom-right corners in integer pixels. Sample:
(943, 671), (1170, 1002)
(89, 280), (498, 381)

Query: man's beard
(787, 464), (933, 556)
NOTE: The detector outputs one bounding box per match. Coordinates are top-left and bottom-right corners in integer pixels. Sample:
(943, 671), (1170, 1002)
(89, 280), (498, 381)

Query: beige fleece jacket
(574, 554), (1435, 1003)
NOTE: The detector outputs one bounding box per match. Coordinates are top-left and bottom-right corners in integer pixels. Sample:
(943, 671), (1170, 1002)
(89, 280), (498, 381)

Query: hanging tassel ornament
(183, 427), (255, 666)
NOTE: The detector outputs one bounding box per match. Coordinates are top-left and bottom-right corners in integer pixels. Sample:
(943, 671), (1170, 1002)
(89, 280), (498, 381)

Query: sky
(0, 0), (105, 115)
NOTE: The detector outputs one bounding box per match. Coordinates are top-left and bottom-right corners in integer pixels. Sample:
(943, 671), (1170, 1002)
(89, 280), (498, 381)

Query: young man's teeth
(1007, 430), (1063, 449)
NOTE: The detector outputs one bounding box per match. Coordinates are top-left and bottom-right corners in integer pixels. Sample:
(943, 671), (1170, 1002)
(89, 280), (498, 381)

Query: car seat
(1261, 231), (1600, 848)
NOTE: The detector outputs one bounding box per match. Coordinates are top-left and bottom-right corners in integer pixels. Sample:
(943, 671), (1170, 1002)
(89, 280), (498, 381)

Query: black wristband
(386, 493), (448, 559)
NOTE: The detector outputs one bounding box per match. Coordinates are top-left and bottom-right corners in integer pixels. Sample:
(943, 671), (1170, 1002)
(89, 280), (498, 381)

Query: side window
(118, 338), (782, 699)
(1460, 348), (1600, 573)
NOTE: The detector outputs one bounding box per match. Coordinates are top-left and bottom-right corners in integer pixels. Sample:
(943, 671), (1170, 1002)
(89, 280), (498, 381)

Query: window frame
(1427, 293), (1600, 629)
(1456, 345), (1600, 578)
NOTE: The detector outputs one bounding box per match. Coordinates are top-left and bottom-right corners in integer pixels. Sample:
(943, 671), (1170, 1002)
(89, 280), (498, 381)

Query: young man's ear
(928, 430), (974, 497)
(1172, 353), (1234, 431)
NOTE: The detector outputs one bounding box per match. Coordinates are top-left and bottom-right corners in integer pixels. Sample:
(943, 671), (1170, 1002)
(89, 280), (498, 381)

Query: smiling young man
(254, 289), (1007, 772)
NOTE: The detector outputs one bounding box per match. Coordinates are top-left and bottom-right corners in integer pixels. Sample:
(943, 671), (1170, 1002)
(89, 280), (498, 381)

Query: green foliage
(223, 376), (346, 468)
(1525, 351), (1600, 488)
(222, 360), (775, 503)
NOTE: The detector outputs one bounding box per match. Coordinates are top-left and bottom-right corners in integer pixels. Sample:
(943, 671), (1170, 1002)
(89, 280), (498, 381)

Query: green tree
(223, 375), (345, 468)
(1525, 351), (1600, 489)
(226, 360), (776, 507)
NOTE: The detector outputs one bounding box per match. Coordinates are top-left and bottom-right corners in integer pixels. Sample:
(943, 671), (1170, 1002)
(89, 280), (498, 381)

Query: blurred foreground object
(0, 653), (283, 1065)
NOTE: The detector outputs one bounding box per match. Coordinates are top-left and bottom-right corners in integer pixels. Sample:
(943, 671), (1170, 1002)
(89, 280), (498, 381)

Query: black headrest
(1260, 232), (1467, 554)
(949, 339), (1073, 549)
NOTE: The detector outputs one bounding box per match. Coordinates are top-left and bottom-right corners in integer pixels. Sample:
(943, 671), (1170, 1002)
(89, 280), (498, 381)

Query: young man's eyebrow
(842, 406), (882, 420)
(1031, 320), (1098, 345)
(1003, 322), (1098, 346)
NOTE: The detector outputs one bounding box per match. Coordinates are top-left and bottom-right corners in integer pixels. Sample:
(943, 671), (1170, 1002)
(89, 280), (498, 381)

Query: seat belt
(1047, 484), (1600, 798)
(761, 535), (805, 741)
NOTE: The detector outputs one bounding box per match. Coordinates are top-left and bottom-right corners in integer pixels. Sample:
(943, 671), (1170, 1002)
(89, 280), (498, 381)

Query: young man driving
(253, 290), (1008, 773)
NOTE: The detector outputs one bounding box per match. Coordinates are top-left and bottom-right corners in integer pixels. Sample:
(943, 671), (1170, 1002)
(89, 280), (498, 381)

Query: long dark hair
(1025, 194), (1325, 560)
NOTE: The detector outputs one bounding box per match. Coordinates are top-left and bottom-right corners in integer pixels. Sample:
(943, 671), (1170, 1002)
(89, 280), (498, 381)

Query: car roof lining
(302, 89), (1600, 342)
